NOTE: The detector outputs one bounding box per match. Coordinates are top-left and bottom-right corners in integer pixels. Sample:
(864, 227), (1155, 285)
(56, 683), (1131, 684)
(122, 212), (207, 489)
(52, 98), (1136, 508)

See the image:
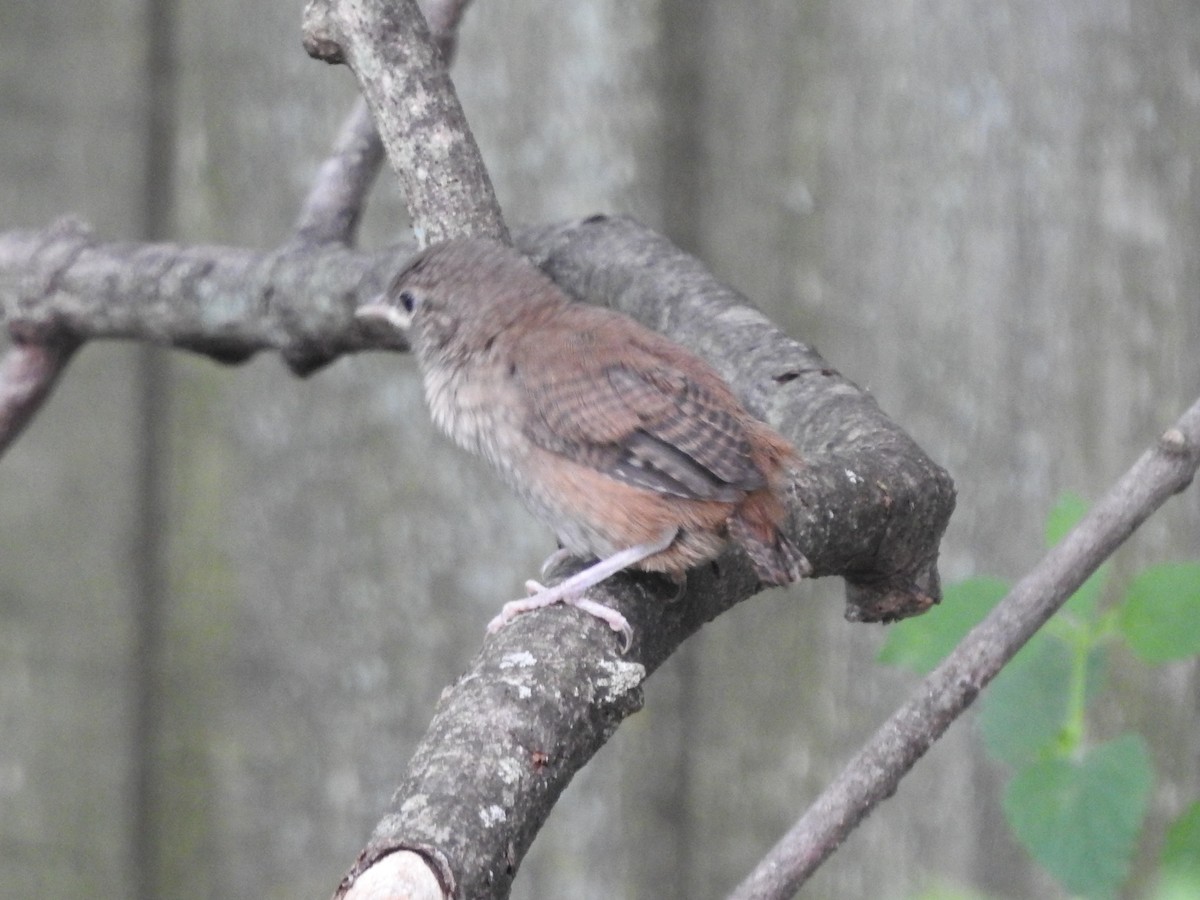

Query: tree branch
(728, 401), (1200, 900)
(289, 0), (475, 248)
(0, 211), (956, 900)
(0, 334), (79, 457)
(0, 215), (953, 622)
(0, 0), (482, 455)
(292, 97), (385, 247)
(301, 0), (506, 244)
(0, 217), (93, 458)
(1, 0), (486, 452)
(0, 222), (405, 376)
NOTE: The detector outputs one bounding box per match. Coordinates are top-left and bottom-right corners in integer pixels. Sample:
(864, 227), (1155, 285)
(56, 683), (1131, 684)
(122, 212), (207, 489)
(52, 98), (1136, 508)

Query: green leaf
(1154, 872), (1200, 900)
(1045, 492), (1088, 547)
(978, 633), (1073, 766)
(1004, 735), (1153, 899)
(1118, 563), (1200, 663)
(877, 577), (1009, 674)
(1161, 801), (1200, 885)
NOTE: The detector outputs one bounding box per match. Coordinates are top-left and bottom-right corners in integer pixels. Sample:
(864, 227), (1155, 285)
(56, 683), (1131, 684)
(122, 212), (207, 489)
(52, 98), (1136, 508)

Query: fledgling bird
(357, 238), (809, 647)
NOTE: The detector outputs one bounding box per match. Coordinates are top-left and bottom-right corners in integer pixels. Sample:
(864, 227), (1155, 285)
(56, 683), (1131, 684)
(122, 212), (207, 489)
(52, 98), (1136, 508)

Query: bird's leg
(487, 529), (677, 648)
(520, 531), (676, 605)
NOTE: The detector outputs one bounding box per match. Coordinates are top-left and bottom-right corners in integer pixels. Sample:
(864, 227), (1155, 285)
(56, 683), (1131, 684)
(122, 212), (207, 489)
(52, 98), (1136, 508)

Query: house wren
(358, 238), (809, 647)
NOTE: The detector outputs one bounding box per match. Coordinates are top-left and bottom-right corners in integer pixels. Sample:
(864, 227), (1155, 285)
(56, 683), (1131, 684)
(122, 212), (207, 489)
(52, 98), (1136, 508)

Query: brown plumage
(358, 237), (809, 646)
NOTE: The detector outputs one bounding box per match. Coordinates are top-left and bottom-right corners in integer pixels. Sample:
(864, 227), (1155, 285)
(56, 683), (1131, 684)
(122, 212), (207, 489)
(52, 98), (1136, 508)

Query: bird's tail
(730, 489), (811, 586)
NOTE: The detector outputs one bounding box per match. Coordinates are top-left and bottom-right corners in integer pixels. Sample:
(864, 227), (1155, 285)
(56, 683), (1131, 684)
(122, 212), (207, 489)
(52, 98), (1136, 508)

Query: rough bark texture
(0, 220), (403, 374)
(302, 0), (506, 244)
(340, 630), (648, 898)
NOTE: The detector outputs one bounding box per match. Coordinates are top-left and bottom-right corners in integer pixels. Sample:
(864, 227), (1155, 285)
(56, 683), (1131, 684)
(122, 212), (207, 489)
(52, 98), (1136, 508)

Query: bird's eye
(398, 290), (417, 313)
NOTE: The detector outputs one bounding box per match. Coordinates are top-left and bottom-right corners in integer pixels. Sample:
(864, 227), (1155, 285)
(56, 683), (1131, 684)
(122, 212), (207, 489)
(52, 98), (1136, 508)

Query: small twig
(420, 0), (474, 65)
(728, 400), (1200, 900)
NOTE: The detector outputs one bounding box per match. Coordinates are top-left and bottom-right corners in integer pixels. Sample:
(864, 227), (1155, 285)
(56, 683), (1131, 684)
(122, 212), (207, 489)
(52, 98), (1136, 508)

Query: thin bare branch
(420, 0), (474, 65)
(293, 98), (386, 247)
(728, 399), (1200, 900)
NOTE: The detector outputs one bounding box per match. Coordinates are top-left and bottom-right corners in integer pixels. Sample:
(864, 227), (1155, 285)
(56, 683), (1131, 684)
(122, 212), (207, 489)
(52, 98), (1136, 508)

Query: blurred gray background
(2, 1), (1198, 897)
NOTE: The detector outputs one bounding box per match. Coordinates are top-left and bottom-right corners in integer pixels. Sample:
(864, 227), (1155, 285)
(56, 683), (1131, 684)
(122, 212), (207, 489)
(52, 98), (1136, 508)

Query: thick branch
(0, 213), (954, 619)
(301, 0), (506, 244)
(0, 222), (405, 376)
(0, 216), (953, 619)
(729, 401), (1200, 900)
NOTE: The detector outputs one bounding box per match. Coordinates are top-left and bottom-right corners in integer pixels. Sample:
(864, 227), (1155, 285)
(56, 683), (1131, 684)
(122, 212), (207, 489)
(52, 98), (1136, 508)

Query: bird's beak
(355, 293), (412, 331)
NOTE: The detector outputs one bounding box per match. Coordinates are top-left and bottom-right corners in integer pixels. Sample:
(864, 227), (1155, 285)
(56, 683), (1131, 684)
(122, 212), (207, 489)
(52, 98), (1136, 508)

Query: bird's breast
(422, 358), (530, 477)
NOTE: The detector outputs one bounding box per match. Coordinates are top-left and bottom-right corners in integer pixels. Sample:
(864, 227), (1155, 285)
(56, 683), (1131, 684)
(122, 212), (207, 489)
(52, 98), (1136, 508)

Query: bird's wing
(515, 313), (765, 502)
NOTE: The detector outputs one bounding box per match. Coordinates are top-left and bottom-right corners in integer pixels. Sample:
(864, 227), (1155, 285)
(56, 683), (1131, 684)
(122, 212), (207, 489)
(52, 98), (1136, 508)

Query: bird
(356, 237), (809, 647)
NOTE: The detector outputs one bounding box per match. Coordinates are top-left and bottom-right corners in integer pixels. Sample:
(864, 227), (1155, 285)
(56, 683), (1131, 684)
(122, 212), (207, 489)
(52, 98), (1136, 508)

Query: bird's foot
(488, 582), (633, 651)
(485, 530), (677, 652)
